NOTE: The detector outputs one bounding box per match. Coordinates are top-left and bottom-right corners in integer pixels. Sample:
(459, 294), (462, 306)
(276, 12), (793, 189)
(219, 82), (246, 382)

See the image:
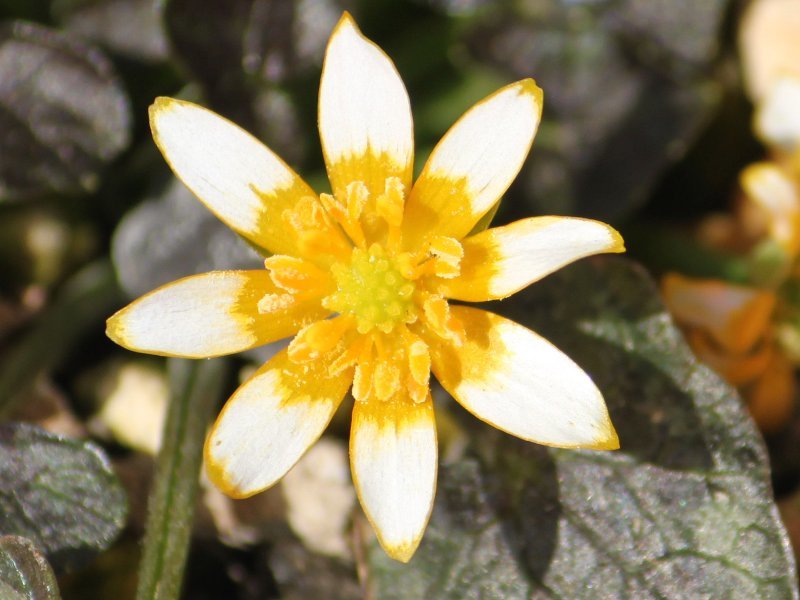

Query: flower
(662, 83), (800, 433)
(107, 13), (623, 562)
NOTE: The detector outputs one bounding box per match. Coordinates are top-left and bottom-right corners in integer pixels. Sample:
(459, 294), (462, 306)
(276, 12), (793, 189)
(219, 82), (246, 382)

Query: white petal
(150, 97), (316, 256)
(442, 217), (625, 301)
(755, 78), (800, 151)
(350, 395), (437, 563)
(107, 271), (328, 358)
(205, 349), (351, 498)
(403, 80), (542, 244)
(427, 306), (618, 449)
(319, 13), (414, 196)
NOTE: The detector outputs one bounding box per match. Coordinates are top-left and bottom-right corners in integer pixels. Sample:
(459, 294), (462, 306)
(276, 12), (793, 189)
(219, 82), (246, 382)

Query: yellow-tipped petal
(441, 216), (625, 302)
(402, 79), (543, 246)
(106, 271), (329, 358)
(149, 97), (318, 257)
(319, 13), (414, 200)
(350, 393), (437, 562)
(662, 273), (776, 354)
(426, 306), (618, 450)
(205, 349), (352, 498)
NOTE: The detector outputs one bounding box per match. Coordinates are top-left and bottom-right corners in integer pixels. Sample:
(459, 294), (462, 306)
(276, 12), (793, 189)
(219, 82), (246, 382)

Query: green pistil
(324, 245), (415, 333)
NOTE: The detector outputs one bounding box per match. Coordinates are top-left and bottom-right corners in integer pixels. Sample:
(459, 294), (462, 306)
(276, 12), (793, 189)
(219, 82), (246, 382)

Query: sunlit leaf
(367, 257), (797, 599)
(0, 21), (131, 201)
(0, 424), (127, 572)
(0, 536), (60, 600)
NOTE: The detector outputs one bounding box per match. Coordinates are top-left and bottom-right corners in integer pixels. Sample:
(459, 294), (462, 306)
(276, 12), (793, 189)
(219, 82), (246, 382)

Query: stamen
(346, 181), (369, 221)
(264, 255), (329, 294)
(282, 196), (350, 258)
(429, 236), (464, 278)
(373, 360), (400, 401)
(319, 190), (369, 248)
(376, 177), (405, 251)
(421, 294), (465, 345)
(328, 334), (371, 376)
(288, 317), (352, 363)
(257, 293), (295, 314)
(353, 348), (375, 403)
(407, 337), (431, 386)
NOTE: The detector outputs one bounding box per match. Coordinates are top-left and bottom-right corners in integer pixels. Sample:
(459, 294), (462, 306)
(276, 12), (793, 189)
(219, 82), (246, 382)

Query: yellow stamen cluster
(269, 176), (468, 406)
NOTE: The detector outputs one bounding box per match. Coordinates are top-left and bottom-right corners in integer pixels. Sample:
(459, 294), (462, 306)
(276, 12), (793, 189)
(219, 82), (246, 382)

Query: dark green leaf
(0, 424), (127, 572)
(51, 0), (168, 62)
(466, 0), (726, 220)
(367, 257), (797, 599)
(0, 536), (60, 600)
(0, 21), (131, 201)
(111, 178), (263, 299)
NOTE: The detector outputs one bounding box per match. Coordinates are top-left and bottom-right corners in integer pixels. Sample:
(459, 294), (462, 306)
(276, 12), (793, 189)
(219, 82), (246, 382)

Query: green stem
(135, 358), (227, 600)
(0, 259), (123, 417)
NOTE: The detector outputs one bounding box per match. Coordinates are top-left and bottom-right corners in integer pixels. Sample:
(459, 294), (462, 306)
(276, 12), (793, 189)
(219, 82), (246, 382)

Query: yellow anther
(373, 360), (399, 401)
(407, 377), (428, 404)
(395, 252), (424, 280)
(288, 317), (352, 363)
(346, 181), (369, 221)
(376, 177), (405, 250)
(320, 188), (366, 248)
(319, 192), (347, 224)
(282, 196), (349, 258)
(422, 294), (465, 345)
(328, 335), (370, 376)
(257, 293), (294, 314)
(429, 236), (463, 279)
(407, 338), (430, 386)
(375, 177), (405, 228)
(264, 255), (328, 294)
(353, 356), (374, 403)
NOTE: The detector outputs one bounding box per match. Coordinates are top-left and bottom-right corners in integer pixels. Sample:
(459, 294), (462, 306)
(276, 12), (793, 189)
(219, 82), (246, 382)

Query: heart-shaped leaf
(366, 257), (797, 599)
(0, 424), (127, 572)
(0, 21), (131, 201)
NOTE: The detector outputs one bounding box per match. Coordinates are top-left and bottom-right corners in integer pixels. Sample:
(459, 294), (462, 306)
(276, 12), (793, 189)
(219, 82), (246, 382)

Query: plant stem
(135, 358), (227, 600)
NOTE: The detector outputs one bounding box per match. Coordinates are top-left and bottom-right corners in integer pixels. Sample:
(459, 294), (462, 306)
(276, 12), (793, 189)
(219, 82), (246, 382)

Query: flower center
(324, 243), (416, 334)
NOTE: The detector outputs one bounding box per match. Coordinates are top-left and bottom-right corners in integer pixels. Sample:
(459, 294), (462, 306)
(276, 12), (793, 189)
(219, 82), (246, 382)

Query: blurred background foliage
(0, 0), (799, 598)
